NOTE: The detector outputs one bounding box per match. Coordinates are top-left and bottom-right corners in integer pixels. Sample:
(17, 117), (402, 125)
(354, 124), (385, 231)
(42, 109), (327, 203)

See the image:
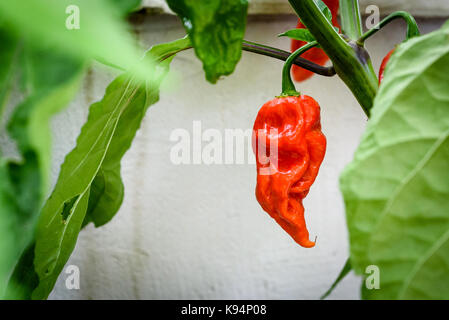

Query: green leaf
(320, 258), (351, 299)
(0, 44), (85, 297)
(280, 27), (338, 42)
(340, 21), (449, 299)
(314, 0), (332, 23)
(82, 36), (192, 228)
(23, 37), (190, 299)
(0, 0), (152, 82)
(166, 0), (248, 83)
(279, 29), (316, 43)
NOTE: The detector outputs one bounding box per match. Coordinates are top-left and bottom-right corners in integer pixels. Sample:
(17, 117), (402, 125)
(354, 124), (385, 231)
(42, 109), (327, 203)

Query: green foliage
(166, 0), (248, 83)
(82, 37), (191, 228)
(279, 28), (338, 43)
(340, 21), (449, 299)
(7, 37), (191, 300)
(279, 29), (316, 43)
(0, 0), (152, 82)
(0, 0), (446, 302)
(0, 0), (156, 299)
(0, 44), (85, 297)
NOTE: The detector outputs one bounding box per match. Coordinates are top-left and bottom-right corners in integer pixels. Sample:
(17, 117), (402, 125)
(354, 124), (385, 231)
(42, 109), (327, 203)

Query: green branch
(242, 40), (336, 77)
(98, 40), (337, 78)
(358, 11), (420, 45)
(288, 0), (377, 116)
(281, 41), (319, 96)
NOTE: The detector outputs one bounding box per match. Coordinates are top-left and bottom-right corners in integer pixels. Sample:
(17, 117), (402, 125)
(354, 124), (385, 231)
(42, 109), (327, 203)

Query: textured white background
(47, 11), (448, 299)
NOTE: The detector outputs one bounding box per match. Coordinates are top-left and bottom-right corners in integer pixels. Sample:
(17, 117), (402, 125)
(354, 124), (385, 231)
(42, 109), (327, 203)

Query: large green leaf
(0, 45), (85, 297)
(82, 37), (191, 228)
(0, 0), (152, 81)
(340, 21), (449, 299)
(166, 0), (248, 83)
(15, 37), (190, 299)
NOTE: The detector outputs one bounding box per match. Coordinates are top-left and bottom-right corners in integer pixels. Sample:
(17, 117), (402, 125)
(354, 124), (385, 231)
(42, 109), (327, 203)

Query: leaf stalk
(357, 11), (420, 45)
(281, 41), (319, 96)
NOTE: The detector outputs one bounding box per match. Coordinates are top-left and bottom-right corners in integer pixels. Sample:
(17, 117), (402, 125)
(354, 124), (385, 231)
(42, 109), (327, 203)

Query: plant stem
(289, 0), (377, 115)
(242, 40), (335, 77)
(339, 0), (377, 98)
(154, 40), (336, 77)
(339, 0), (363, 40)
(281, 41), (319, 96)
(358, 11), (420, 45)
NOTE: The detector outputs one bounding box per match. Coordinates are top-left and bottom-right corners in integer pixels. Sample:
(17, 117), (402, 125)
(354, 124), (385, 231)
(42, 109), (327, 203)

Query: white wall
(48, 14), (448, 299)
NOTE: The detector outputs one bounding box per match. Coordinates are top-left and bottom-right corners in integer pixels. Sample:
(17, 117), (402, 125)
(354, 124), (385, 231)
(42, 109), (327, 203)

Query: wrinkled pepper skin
(378, 49), (395, 84)
(291, 0), (340, 82)
(252, 96), (326, 248)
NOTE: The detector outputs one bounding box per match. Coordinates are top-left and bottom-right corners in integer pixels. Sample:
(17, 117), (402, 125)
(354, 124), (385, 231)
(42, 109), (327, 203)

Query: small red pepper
(252, 95), (326, 248)
(378, 49), (395, 84)
(291, 0), (340, 82)
(252, 42), (326, 248)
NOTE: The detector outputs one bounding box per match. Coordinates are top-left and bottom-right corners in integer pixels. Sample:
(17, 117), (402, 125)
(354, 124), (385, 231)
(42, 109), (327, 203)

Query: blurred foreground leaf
(0, 0), (151, 81)
(0, 44), (85, 297)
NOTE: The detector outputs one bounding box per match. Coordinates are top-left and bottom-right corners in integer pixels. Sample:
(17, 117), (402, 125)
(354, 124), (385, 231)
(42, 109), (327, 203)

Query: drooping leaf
(166, 0), (248, 83)
(0, 44), (85, 298)
(82, 37), (192, 228)
(0, 0), (152, 82)
(19, 37), (190, 299)
(340, 21), (449, 299)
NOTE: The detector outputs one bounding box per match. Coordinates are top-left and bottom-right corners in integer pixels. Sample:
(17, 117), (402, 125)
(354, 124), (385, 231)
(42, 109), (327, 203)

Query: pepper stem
(357, 11), (420, 45)
(281, 41), (319, 96)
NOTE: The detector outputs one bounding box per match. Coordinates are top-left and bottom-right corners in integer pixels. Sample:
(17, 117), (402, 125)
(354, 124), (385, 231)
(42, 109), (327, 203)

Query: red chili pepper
(378, 49), (395, 84)
(252, 95), (326, 248)
(291, 0), (340, 82)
